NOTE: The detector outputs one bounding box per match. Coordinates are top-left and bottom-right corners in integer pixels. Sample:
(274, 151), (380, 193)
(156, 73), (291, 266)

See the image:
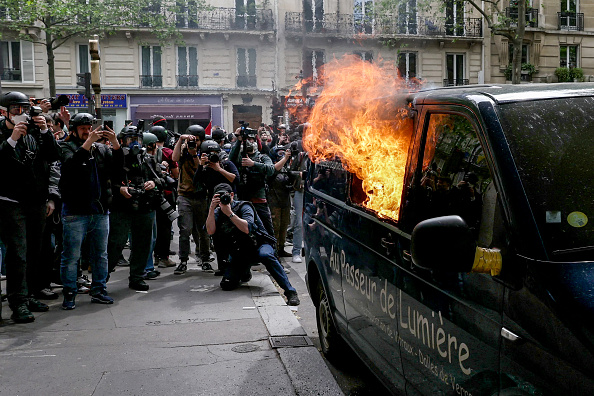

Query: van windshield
(498, 96), (594, 260)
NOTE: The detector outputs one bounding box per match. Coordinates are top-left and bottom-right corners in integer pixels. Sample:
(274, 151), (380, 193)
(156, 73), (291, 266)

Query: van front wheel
(316, 281), (343, 360)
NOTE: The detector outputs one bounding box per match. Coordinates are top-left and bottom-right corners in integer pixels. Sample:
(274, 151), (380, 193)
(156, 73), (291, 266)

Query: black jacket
(59, 137), (124, 215)
(0, 118), (61, 205)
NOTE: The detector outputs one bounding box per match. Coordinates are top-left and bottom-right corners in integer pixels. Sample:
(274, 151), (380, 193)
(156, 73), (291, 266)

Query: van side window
(311, 159), (349, 201)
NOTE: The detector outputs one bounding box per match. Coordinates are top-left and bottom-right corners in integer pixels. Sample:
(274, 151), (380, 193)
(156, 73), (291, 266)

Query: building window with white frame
(303, 49), (325, 82)
(177, 46), (198, 87)
(0, 40), (34, 83)
(304, 0), (324, 33)
(560, 45), (578, 68)
(354, 0), (374, 34)
(354, 51), (373, 62)
(141, 45), (162, 87)
(78, 44), (90, 74)
(237, 48), (256, 87)
(445, 53), (466, 86)
(398, 52), (417, 80)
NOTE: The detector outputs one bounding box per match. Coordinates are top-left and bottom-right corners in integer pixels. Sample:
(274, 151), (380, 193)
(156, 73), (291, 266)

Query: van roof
(411, 82), (594, 105)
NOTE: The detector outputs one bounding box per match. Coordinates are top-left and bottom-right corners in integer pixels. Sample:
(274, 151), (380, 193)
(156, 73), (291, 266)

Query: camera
(209, 152), (220, 163)
(187, 141), (197, 149)
(127, 184), (145, 211)
(26, 106), (44, 135)
(159, 197), (179, 221)
(219, 192), (231, 205)
(238, 120), (257, 140)
(32, 94), (70, 111)
(200, 140), (221, 163)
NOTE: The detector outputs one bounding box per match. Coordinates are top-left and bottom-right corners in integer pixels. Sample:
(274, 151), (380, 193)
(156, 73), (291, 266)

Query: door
(232, 105), (261, 131)
(397, 109), (505, 395)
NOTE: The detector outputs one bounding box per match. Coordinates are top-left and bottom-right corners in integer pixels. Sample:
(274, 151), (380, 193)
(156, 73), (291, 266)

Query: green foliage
(504, 63), (537, 80)
(555, 67), (571, 82)
(570, 67), (584, 82)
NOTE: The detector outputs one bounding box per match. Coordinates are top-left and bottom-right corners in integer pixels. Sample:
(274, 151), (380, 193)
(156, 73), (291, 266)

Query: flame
(303, 55), (423, 221)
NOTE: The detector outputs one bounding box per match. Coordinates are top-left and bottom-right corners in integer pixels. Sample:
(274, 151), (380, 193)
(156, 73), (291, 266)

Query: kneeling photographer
(107, 126), (165, 292)
(206, 183), (300, 306)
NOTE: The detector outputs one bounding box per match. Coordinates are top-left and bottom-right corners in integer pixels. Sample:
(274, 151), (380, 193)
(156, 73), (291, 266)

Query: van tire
(316, 280), (344, 360)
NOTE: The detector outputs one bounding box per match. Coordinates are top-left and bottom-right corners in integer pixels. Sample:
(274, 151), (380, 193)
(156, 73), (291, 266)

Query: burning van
(303, 82), (594, 395)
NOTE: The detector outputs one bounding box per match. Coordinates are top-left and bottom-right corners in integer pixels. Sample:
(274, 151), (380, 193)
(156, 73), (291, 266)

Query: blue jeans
(292, 190), (304, 256)
(61, 214), (109, 295)
(144, 216), (158, 273)
(227, 243), (295, 294)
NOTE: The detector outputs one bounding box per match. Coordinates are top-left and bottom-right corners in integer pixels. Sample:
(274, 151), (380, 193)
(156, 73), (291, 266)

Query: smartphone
(104, 120), (114, 130)
(92, 119), (101, 130)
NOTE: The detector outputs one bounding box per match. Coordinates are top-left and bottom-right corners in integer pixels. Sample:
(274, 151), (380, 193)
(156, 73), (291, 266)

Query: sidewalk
(0, 252), (343, 395)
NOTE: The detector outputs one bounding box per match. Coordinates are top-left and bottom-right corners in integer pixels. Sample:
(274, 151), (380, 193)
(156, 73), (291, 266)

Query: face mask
(11, 114), (28, 125)
(246, 141), (257, 154)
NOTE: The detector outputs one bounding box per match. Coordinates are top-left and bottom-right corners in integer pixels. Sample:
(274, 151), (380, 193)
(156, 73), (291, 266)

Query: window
(237, 48), (256, 87)
(559, 0), (580, 30)
(141, 46), (162, 87)
(354, 0), (374, 34)
(303, 49), (325, 82)
(311, 160), (349, 202)
(446, 0), (464, 36)
(304, 0), (324, 32)
(398, 0), (417, 34)
(235, 0), (256, 29)
(445, 53), (466, 86)
(177, 46), (198, 87)
(560, 45), (578, 68)
(354, 51), (373, 62)
(398, 52), (417, 80)
(78, 44), (90, 74)
(176, 0), (198, 28)
(508, 43), (529, 65)
(0, 40), (34, 83)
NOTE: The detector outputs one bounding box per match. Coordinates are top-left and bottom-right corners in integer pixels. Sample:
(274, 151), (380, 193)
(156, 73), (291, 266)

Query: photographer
(268, 145), (294, 259)
(0, 91), (61, 323)
(206, 183), (300, 306)
(148, 125), (179, 269)
(151, 115), (179, 150)
(229, 124), (275, 237)
(107, 126), (165, 292)
(193, 139), (239, 276)
(59, 113), (123, 309)
(172, 125), (212, 274)
(288, 125), (309, 264)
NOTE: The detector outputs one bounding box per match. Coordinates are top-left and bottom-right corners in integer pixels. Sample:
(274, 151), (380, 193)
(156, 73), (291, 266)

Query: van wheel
(316, 281), (343, 360)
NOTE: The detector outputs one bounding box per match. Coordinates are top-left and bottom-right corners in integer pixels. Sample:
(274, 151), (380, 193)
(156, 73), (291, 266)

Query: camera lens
(187, 141), (197, 149)
(220, 192), (231, 205)
(209, 153), (220, 163)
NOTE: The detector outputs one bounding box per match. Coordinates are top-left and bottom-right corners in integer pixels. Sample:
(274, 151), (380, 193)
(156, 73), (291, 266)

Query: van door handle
(402, 250), (412, 261)
(381, 235), (395, 255)
(501, 327), (521, 342)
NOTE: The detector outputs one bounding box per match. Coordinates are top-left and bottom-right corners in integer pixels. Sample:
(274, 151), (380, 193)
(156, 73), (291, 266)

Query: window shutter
(20, 40), (35, 83)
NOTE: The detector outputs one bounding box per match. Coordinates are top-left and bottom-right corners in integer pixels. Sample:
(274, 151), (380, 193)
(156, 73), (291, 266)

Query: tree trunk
(46, 32), (56, 97)
(511, 0), (527, 84)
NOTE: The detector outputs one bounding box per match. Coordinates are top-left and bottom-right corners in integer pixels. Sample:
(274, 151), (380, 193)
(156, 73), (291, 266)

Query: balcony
(140, 75), (162, 88)
(443, 79), (469, 87)
(285, 12), (482, 38)
(174, 7), (273, 31)
(558, 12), (584, 31)
(1, 68), (22, 82)
(177, 75), (199, 87)
(505, 7), (538, 27)
(237, 75), (257, 88)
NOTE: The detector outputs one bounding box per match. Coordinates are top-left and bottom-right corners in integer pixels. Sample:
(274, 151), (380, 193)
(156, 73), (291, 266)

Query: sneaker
(292, 255), (302, 263)
(278, 250), (292, 258)
(240, 271), (252, 283)
(201, 263), (214, 273)
(158, 257), (176, 268)
(143, 270), (160, 280)
(201, 255), (215, 263)
(0, 274), (6, 281)
(33, 288), (59, 300)
(220, 278), (239, 291)
(282, 265), (291, 274)
(78, 285), (90, 294)
(129, 280), (149, 291)
(11, 304), (35, 323)
(27, 297), (49, 312)
(77, 275), (92, 287)
(62, 291), (76, 310)
(285, 290), (301, 306)
(117, 257), (130, 266)
(90, 291), (114, 304)
(285, 240), (293, 246)
(174, 262), (187, 275)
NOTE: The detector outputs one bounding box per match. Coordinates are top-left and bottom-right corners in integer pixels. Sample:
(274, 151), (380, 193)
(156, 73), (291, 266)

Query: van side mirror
(411, 216), (476, 272)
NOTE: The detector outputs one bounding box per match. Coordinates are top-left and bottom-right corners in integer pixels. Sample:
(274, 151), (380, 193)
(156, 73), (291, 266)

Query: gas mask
(128, 140), (142, 155)
(246, 140), (257, 154)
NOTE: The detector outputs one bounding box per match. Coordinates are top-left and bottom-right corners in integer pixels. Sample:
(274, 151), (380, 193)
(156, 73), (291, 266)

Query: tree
(378, 0), (530, 84)
(0, 0), (206, 96)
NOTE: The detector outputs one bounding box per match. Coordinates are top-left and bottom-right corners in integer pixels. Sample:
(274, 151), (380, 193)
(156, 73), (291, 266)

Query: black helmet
(69, 112), (94, 131)
(186, 124), (205, 140)
(200, 140), (221, 154)
(0, 91), (30, 111)
(121, 125), (140, 138)
(212, 128), (226, 142)
(142, 132), (159, 146)
(149, 125), (167, 142)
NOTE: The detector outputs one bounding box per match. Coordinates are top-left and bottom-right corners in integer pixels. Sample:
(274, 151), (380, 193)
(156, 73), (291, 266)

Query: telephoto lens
(219, 192), (231, 205)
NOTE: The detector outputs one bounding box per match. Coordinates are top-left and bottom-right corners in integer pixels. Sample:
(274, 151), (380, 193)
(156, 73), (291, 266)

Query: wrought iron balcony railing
(505, 7), (538, 27)
(558, 12), (584, 31)
(174, 7), (273, 31)
(285, 12), (482, 38)
(237, 75), (257, 88)
(443, 78), (469, 87)
(177, 75), (199, 87)
(140, 75), (163, 88)
(1, 68), (22, 82)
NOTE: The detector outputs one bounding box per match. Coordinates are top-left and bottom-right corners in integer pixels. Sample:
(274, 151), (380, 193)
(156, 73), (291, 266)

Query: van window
(311, 159), (349, 201)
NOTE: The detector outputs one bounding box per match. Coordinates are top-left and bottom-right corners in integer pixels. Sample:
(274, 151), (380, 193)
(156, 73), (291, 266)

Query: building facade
(1, 0), (593, 131)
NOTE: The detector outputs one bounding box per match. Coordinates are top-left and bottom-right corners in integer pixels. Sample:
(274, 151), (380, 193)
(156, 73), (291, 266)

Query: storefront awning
(134, 105), (211, 120)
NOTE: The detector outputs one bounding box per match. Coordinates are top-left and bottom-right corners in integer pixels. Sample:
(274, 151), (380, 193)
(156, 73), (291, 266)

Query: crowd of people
(0, 91), (305, 323)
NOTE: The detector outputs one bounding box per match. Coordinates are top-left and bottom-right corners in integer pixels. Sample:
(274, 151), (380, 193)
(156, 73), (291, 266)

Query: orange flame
(303, 55), (422, 221)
